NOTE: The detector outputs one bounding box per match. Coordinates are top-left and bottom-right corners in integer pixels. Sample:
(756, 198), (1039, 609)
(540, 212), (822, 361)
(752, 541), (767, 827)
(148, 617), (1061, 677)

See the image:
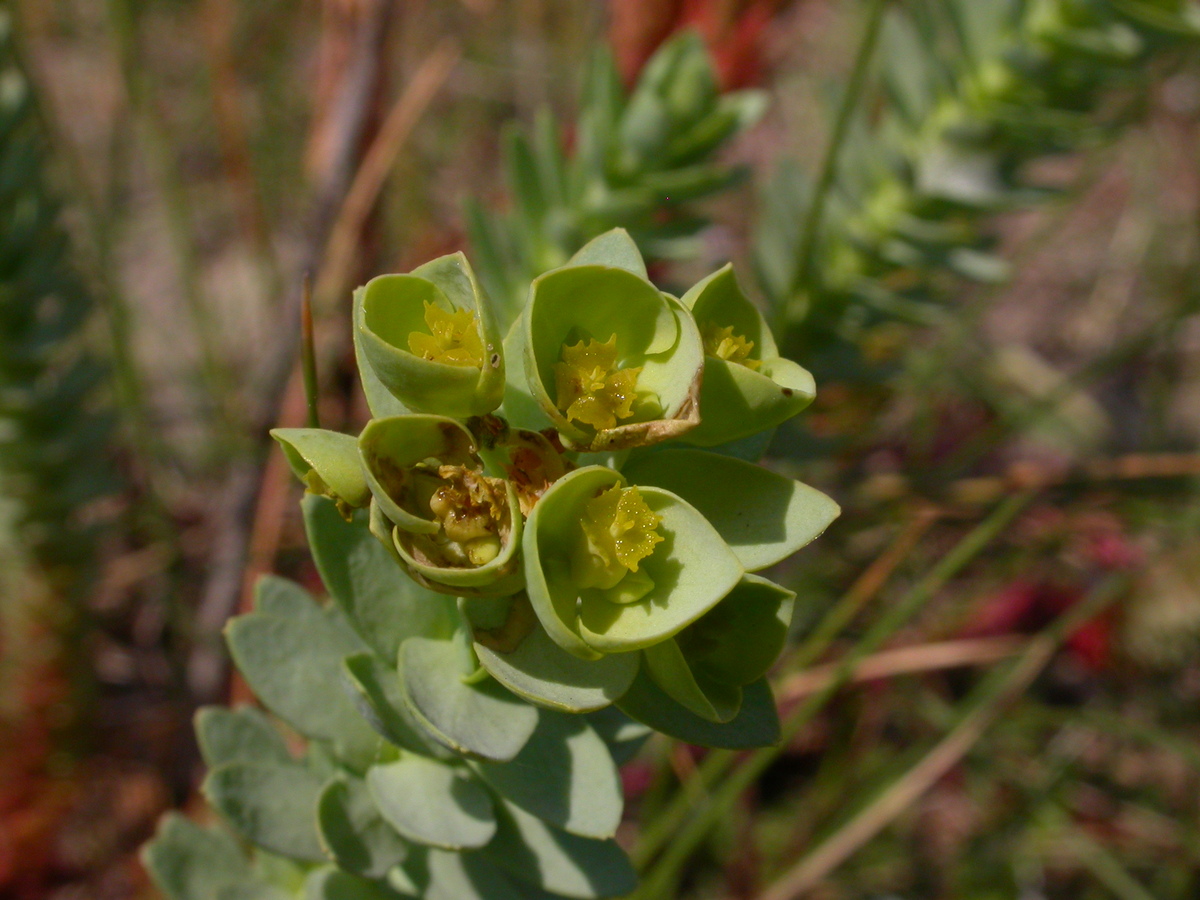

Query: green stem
(301, 275), (320, 429)
(632, 490), (1035, 897)
(778, 0), (889, 331)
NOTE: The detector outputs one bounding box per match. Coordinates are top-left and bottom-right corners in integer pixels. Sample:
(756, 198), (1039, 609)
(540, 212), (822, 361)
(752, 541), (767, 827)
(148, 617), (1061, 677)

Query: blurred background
(4, 0), (1200, 897)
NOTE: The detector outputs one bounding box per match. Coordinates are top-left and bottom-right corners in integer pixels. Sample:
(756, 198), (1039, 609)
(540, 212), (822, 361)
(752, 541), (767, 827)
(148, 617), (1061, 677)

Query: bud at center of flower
(572, 484), (663, 603)
(408, 300), (484, 367)
(423, 464), (507, 565)
(703, 324), (760, 370)
(554, 335), (643, 430)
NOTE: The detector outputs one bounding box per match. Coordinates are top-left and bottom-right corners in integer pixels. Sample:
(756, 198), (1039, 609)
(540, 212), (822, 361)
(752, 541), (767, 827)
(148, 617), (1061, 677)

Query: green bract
(643, 575), (794, 723)
(271, 427), (371, 513)
(359, 415), (523, 597)
(680, 264), (816, 446)
(357, 253), (505, 418)
(523, 465), (743, 660)
(521, 234), (703, 451)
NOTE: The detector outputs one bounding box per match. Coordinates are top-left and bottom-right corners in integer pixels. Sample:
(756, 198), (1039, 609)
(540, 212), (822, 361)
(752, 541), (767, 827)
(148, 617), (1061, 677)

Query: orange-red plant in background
(609, 0), (795, 89)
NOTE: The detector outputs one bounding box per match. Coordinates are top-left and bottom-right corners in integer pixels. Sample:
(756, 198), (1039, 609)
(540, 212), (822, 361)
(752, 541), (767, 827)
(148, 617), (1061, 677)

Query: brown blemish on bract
(567, 365), (702, 452)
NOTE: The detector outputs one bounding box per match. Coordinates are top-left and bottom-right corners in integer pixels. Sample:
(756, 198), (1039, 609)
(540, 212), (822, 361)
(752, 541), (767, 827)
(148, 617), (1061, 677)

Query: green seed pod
(357, 253), (505, 418)
(358, 415), (522, 597)
(521, 231), (704, 451)
(643, 574), (794, 723)
(271, 428), (371, 515)
(679, 264), (815, 446)
(523, 465), (743, 661)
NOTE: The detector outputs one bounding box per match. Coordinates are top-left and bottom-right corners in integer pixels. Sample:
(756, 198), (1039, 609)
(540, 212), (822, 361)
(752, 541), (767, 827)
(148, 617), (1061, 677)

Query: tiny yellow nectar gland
(554, 335), (642, 430)
(574, 484), (664, 601)
(408, 300), (485, 367)
(703, 324), (760, 370)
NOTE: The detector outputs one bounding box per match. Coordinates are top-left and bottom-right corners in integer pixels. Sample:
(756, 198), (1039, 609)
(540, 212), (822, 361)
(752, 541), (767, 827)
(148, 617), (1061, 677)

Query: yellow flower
(572, 484), (663, 601)
(407, 300), (484, 367)
(554, 335), (642, 431)
(702, 324), (760, 370)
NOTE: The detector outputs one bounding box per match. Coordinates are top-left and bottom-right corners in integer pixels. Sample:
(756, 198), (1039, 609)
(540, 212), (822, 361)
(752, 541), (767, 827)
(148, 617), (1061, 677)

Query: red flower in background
(609, 0), (793, 90)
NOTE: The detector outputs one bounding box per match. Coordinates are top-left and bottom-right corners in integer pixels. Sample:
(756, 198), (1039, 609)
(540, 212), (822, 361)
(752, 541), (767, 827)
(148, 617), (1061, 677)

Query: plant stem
(301, 275), (320, 429)
(633, 490), (1035, 897)
(779, 0), (888, 331)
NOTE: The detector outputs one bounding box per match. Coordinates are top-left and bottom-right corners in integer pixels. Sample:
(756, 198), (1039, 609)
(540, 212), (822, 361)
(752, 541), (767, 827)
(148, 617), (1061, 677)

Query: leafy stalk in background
(757, 0), (1200, 350)
(468, 30), (765, 325)
(0, 5), (121, 732)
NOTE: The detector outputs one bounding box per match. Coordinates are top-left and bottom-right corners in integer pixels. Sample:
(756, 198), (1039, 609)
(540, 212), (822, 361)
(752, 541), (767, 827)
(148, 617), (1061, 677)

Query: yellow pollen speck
(408, 301), (484, 367)
(554, 335), (641, 431)
(703, 324), (760, 370)
(582, 484), (663, 574)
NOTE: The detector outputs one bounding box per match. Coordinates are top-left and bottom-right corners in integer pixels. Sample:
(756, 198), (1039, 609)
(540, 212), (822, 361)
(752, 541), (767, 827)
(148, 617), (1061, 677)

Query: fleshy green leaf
(398, 635), (539, 762)
(618, 671), (781, 749)
(643, 637), (742, 723)
(423, 849), (529, 900)
(202, 762), (326, 861)
(565, 228), (648, 277)
(304, 866), (411, 900)
(586, 706), (652, 766)
(271, 428), (370, 508)
(304, 496), (458, 661)
(683, 574), (795, 687)
(367, 755), (496, 850)
(465, 594), (639, 713)
(141, 813), (252, 900)
(316, 776), (408, 879)
(343, 652), (449, 758)
(623, 448), (840, 571)
(226, 583), (382, 769)
(195, 706), (292, 769)
(475, 711), (622, 839)
(483, 800), (637, 899)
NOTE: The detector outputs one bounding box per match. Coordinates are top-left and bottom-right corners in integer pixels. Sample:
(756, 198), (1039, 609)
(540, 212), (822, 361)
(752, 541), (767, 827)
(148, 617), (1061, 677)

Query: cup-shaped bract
(358, 415), (522, 596)
(357, 253), (505, 418)
(680, 264), (815, 446)
(522, 256), (704, 451)
(271, 427), (371, 514)
(643, 574), (794, 722)
(523, 465), (743, 661)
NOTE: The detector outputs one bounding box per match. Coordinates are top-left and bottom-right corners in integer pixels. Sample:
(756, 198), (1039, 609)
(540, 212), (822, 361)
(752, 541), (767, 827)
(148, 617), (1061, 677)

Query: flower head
(554, 336), (643, 431)
(408, 300), (485, 367)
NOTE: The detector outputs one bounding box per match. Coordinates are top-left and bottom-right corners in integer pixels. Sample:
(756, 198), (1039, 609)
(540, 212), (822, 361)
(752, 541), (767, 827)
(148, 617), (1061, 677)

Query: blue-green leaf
(202, 762), (326, 861)
(368, 755), (496, 850)
(623, 448), (840, 571)
(398, 636), (539, 762)
(475, 711), (622, 839)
